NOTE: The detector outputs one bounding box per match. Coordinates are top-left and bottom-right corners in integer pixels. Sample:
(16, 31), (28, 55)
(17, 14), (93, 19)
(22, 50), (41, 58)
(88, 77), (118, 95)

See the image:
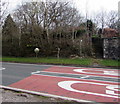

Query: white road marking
(106, 85), (120, 96)
(31, 71), (90, 79)
(74, 69), (119, 76)
(31, 70), (119, 79)
(80, 75), (90, 79)
(30, 73), (118, 84)
(0, 67), (6, 70)
(31, 71), (41, 74)
(58, 81), (119, 98)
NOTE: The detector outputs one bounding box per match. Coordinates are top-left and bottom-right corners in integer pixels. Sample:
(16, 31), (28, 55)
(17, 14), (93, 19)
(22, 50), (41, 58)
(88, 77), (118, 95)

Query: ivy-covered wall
(103, 37), (120, 60)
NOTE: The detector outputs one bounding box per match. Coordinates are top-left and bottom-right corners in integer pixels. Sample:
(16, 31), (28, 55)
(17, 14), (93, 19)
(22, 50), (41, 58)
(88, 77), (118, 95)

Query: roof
(102, 28), (119, 38)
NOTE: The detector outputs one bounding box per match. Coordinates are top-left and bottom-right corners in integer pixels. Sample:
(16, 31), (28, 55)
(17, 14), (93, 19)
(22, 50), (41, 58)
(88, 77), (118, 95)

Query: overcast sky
(74, 0), (119, 15)
(3, 0), (120, 17)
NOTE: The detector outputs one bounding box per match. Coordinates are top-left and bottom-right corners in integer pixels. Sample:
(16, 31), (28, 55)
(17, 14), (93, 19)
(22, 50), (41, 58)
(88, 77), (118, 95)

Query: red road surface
(43, 66), (119, 78)
(8, 66), (120, 102)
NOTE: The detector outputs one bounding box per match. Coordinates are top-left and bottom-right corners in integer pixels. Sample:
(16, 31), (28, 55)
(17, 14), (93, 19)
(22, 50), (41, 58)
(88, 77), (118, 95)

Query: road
(1, 62), (120, 102)
(1, 62), (52, 86)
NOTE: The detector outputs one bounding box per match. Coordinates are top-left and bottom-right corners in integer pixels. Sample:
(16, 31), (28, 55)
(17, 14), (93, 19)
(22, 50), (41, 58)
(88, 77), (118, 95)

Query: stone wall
(103, 37), (120, 60)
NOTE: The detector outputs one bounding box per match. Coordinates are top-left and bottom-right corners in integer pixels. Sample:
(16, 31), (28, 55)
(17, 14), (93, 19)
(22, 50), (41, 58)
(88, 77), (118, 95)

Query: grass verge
(1, 57), (120, 67)
(2, 57), (91, 66)
(100, 59), (119, 67)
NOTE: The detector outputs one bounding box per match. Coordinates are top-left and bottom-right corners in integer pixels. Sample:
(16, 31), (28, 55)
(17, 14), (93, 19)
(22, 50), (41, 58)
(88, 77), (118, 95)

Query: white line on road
(58, 81), (119, 98)
(81, 75), (90, 79)
(31, 73), (119, 84)
(0, 67), (6, 70)
(35, 71), (119, 79)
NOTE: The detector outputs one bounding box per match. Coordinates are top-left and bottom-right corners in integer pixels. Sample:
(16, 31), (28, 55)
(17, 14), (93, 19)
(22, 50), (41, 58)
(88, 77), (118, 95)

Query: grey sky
(3, 0), (120, 16)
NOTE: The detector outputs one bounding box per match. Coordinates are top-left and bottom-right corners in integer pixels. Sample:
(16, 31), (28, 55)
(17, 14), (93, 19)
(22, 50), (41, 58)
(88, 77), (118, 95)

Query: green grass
(1, 56), (120, 67)
(2, 57), (91, 66)
(100, 59), (120, 67)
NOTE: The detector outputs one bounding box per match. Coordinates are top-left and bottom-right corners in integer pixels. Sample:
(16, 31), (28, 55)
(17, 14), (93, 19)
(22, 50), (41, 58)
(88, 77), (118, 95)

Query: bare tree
(106, 10), (118, 29)
(0, 1), (9, 26)
(11, 1), (84, 57)
(94, 10), (107, 31)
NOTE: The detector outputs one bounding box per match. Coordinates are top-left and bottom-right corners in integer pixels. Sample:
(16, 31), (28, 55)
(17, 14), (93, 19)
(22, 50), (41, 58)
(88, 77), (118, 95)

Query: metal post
(57, 48), (60, 59)
(34, 48), (39, 58)
(79, 40), (82, 57)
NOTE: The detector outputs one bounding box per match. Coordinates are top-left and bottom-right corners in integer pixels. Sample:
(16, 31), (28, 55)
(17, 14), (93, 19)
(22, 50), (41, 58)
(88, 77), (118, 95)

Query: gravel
(1, 88), (71, 103)
(0, 89), (106, 104)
